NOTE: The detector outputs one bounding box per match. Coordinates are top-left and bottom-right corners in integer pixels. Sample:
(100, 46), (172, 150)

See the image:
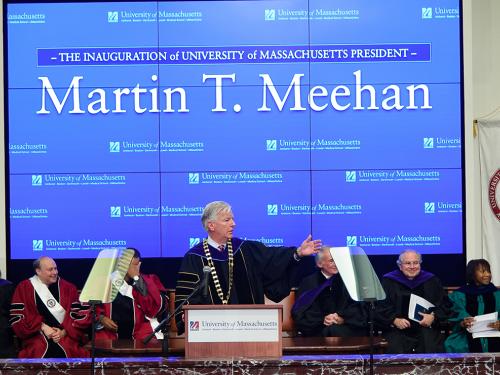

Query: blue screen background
(6, 0), (463, 259)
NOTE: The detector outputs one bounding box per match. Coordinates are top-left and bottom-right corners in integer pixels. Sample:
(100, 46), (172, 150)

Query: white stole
(146, 316), (164, 340)
(118, 280), (134, 299)
(118, 281), (163, 339)
(29, 275), (66, 324)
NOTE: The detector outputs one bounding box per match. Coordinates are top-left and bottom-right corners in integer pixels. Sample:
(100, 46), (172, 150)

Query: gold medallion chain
(203, 239), (233, 304)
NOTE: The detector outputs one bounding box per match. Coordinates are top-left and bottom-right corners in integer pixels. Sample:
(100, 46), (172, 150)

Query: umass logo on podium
(189, 321), (200, 331)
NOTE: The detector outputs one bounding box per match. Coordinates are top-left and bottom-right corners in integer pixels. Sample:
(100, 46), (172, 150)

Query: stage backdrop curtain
(477, 118), (500, 285)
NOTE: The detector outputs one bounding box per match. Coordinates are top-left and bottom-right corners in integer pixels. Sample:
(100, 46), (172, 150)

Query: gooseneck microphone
(202, 266), (211, 298)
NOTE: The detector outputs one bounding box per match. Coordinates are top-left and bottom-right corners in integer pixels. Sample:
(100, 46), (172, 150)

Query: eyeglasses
(401, 261), (421, 266)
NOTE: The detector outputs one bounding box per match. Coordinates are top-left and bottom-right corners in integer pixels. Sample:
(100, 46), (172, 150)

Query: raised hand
(297, 235), (322, 257)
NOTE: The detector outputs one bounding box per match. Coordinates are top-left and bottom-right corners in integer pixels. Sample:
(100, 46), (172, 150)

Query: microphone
(201, 266), (211, 298)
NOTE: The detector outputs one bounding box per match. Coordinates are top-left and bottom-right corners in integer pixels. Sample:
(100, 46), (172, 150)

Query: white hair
(397, 249), (422, 266)
(201, 201), (232, 231)
(315, 246), (331, 266)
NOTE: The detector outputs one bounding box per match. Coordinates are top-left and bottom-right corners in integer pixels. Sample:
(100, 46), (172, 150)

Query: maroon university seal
(489, 169), (500, 222)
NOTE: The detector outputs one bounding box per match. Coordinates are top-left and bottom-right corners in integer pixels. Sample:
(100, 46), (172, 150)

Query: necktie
(218, 244), (225, 251)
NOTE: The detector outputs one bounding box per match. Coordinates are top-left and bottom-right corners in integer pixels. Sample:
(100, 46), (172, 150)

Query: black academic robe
(376, 270), (451, 353)
(175, 237), (300, 334)
(292, 271), (368, 337)
(0, 279), (15, 358)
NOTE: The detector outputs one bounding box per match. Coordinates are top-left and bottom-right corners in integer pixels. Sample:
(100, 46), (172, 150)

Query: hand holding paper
(466, 312), (500, 339)
(461, 316), (474, 329)
(418, 311), (435, 327)
(408, 294), (435, 324)
(488, 320), (500, 331)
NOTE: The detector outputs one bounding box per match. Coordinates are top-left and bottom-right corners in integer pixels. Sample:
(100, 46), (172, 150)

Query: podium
(183, 304), (282, 358)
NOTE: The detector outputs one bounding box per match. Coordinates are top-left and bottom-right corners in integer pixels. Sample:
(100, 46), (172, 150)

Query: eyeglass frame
(399, 260), (422, 266)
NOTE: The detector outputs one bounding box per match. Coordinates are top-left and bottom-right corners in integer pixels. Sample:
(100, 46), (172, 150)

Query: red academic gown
(10, 278), (89, 358)
(95, 274), (166, 341)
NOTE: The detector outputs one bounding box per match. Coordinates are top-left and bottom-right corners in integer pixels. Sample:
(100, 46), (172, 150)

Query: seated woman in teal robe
(445, 259), (500, 353)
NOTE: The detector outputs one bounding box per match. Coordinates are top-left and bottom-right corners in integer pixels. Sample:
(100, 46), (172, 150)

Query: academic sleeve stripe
(9, 315), (22, 325)
(177, 284), (195, 290)
(70, 312), (86, 320)
(10, 303), (24, 310)
(178, 272), (200, 283)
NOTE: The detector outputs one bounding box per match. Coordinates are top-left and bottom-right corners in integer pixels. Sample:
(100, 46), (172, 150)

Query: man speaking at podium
(10, 256), (89, 358)
(175, 201), (321, 335)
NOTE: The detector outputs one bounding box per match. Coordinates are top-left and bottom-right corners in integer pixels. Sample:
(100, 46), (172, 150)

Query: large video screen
(6, 0), (463, 259)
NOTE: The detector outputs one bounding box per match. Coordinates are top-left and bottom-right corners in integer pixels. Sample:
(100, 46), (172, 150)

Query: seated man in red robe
(95, 248), (167, 341)
(10, 256), (89, 358)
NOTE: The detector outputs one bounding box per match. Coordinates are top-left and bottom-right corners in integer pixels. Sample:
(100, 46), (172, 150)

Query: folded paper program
(467, 312), (500, 339)
(408, 293), (435, 323)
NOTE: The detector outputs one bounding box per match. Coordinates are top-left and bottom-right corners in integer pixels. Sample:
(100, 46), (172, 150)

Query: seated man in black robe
(375, 250), (451, 353)
(0, 271), (15, 358)
(175, 200), (322, 334)
(292, 247), (368, 337)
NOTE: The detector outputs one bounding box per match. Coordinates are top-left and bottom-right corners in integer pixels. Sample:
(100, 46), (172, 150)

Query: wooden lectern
(183, 304), (282, 359)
